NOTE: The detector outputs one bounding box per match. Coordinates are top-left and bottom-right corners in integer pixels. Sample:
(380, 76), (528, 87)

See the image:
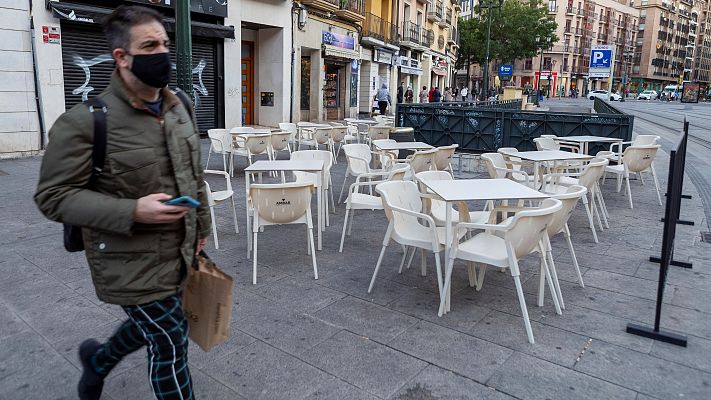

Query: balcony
(401, 22), (422, 47)
(362, 13), (398, 46)
(439, 7), (450, 27)
(548, 6), (558, 14)
(335, 0), (365, 23)
(300, 0), (339, 13)
(445, 8), (452, 26)
(566, 6), (576, 15)
(422, 29), (435, 47)
(564, 26), (572, 35)
(427, 1), (443, 22)
(448, 27), (459, 46)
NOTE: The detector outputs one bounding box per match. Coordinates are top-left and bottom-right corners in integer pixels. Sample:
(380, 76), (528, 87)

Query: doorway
(241, 41), (254, 125)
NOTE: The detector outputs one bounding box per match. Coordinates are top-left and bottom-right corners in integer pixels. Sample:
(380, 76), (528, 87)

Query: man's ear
(113, 48), (130, 69)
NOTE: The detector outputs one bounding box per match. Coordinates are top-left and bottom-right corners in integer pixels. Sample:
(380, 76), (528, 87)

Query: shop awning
(432, 69), (448, 76)
(323, 45), (360, 60)
(50, 2), (235, 39)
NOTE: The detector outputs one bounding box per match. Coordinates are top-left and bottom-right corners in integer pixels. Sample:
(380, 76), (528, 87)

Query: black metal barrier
(396, 99), (633, 154)
(626, 121), (690, 347)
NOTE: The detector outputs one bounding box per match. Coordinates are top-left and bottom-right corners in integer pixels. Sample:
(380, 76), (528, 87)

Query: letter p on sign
(593, 52), (604, 63)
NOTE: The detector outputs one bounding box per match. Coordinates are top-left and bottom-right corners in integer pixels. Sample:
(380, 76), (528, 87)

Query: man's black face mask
(129, 52), (172, 88)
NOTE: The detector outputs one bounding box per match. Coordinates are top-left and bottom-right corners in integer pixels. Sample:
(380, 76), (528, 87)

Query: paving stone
(202, 340), (333, 400)
(669, 285), (711, 314)
(389, 321), (513, 383)
(301, 376), (380, 400)
(104, 363), (244, 400)
(575, 340), (711, 400)
(188, 328), (257, 370)
(650, 334), (711, 374)
(0, 303), (30, 340)
(487, 351), (637, 400)
(581, 269), (661, 301)
(315, 265), (419, 307)
(0, 274), (78, 313)
(302, 330), (428, 399)
(564, 248), (642, 276)
(387, 287), (490, 333)
(469, 310), (590, 368)
(250, 274), (346, 313)
(313, 296), (418, 343)
(0, 333), (78, 400)
(390, 364), (516, 400)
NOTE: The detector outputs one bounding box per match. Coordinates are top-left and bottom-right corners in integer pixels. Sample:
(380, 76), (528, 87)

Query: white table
(373, 141), (433, 151)
(347, 119), (379, 125)
(555, 135), (624, 155)
(245, 160), (326, 250)
(499, 150), (593, 189)
(422, 178), (550, 313)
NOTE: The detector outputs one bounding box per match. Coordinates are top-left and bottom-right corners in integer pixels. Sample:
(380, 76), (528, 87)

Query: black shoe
(78, 339), (105, 400)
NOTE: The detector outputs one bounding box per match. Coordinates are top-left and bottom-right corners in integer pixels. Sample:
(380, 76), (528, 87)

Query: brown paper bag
(182, 253), (234, 352)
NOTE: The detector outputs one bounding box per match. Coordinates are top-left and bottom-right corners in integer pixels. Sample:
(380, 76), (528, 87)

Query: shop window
(301, 56), (310, 110)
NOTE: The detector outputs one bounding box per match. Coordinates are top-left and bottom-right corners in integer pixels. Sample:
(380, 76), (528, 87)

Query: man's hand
(196, 237), (208, 254)
(133, 193), (188, 224)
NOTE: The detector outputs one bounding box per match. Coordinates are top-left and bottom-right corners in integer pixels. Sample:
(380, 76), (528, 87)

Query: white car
(588, 90), (621, 101)
(637, 90), (658, 100)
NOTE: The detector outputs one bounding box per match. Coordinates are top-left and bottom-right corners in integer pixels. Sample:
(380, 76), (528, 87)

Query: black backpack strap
(84, 98), (108, 187)
(174, 88), (198, 132)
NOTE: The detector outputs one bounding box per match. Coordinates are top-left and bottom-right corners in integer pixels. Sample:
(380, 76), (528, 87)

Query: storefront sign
(127, 0), (228, 18)
(373, 49), (393, 65)
(398, 57), (422, 75)
(498, 64), (513, 77)
(432, 60), (448, 76)
(322, 31), (356, 50)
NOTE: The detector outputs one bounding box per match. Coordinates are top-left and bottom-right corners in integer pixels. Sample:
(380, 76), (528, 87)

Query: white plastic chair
(278, 122), (299, 149)
(232, 133), (272, 170)
(414, 170), (491, 227)
(403, 148), (438, 177)
(604, 145), (662, 209)
(344, 124), (360, 146)
(542, 157), (609, 243)
(291, 150), (335, 225)
(299, 126), (331, 151)
(433, 144), (458, 172)
(204, 170), (238, 250)
(609, 135), (660, 163)
(339, 164), (410, 252)
(534, 136), (579, 153)
(206, 129), (234, 174)
(339, 144), (386, 202)
(250, 182), (317, 284)
(545, 185), (587, 292)
(270, 131), (292, 160)
(367, 125), (391, 147)
(481, 153), (531, 185)
(368, 180), (463, 298)
(439, 198), (563, 344)
(329, 126), (348, 163)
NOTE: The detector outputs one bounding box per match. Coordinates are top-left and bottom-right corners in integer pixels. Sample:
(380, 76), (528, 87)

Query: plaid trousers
(90, 294), (194, 400)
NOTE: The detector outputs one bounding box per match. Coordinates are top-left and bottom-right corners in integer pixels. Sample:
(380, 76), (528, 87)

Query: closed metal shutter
(60, 22), (219, 132)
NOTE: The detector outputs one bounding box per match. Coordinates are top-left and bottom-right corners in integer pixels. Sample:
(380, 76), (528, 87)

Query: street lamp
(620, 51), (633, 102)
(534, 36), (551, 107)
(480, 0), (504, 101)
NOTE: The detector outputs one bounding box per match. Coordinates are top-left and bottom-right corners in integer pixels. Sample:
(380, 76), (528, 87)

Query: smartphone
(163, 196), (201, 208)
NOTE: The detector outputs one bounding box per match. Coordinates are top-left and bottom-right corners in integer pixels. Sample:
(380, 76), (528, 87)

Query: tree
(457, 0), (558, 74)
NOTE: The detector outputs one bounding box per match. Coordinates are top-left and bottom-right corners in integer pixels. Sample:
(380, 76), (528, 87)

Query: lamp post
(176, 0), (193, 100)
(534, 36), (551, 107)
(620, 51), (632, 102)
(480, 0), (504, 101)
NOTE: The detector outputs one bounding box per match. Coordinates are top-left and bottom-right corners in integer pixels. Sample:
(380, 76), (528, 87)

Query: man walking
(34, 6), (211, 400)
(461, 86), (468, 101)
(375, 83), (391, 115)
(396, 82), (404, 104)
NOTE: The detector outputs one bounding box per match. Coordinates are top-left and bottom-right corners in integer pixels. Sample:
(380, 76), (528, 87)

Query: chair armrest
(354, 171), (390, 181)
(455, 220), (511, 232)
(388, 204), (438, 229)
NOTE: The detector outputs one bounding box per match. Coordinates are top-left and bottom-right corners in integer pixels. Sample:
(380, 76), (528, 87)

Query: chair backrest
(415, 170), (453, 217)
(368, 126), (391, 141)
(291, 149), (334, 170)
(278, 122), (297, 134)
(342, 143), (372, 174)
(244, 133), (271, 155)
(533, 137), (560, 151)
(376, 180), (425, 233)
(497, 147), (521, 170)
(547, 185), (587, 235)
(632, 135), (660, 146)
(408, 148), (437, 173)
(577, 157), (609, 189)
(312, 127), (331, 144)
(505, 198), (562, 259)
(346, 124), (358, 137)
(388, 163), (411, 181)
(270, 131), (291, 152)
(434, 144), (458, 171)
(207, 129), (231, 152)
(250, 183), (313, 225)
(481, 153), (508, 179)
(595, 150), (615, 159)
(623, 145), (660, 173)
(330, 126), (347, 143)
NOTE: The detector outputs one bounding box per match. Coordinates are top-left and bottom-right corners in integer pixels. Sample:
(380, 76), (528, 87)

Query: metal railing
(422, 29), (435, 47)
(402, 22), (422, 45)
(396, 101), (633, 153)
(363, 12), (397, 44)
(340, 0), (364, 14)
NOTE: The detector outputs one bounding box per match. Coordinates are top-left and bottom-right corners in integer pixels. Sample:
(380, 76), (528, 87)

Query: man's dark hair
(103, 5), (165, 51)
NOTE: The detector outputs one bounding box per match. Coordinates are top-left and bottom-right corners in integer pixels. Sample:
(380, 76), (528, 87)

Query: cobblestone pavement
(1, 139), (710, 400)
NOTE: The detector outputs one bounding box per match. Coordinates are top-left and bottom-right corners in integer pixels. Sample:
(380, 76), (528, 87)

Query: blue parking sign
(589, 45), (614, 78)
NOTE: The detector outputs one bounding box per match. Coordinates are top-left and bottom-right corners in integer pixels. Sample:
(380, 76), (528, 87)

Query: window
(548, 1), (557, 11)
(525, 58), (533, 69)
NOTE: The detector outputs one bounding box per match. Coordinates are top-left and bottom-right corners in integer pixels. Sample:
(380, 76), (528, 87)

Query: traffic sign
(589, 45), (614, 78)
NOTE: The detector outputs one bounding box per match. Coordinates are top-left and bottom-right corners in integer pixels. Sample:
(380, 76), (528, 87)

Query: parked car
(637, 90), (658, 100)
(588, 90), (622, 101)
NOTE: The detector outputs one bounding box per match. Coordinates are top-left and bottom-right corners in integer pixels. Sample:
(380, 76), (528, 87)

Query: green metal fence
(396, 99), (633, 154)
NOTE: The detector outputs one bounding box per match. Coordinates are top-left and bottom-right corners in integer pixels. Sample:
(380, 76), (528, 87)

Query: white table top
(504, 150), (593, 162)
(422, 179), (549, 202)
(297, 122), (331, 128)
(374, 141), (433, 150)
(557, 136), (624, 143)
(349, 119), (379, 125)
(245, 160), (324, 172)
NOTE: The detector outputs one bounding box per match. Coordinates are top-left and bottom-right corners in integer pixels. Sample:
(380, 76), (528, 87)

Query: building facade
(424, 0), (460, 92)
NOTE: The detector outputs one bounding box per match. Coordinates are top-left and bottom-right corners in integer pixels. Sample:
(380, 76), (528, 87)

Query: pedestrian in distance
(419, 86), (429, 103)
(405, 86), (414, 103)
(376, 83), (391, 115)
(34, 5), (211, 400)
(460, 86), (468, 101)
(428, 86), (435, 102)
(444, 87), (453, 102)
(432, 87), (442, 102)
(396, 82), (404, 104)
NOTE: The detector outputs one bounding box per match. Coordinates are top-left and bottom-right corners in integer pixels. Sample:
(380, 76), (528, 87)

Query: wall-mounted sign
(351, 59), (359, 73)
(260, 92), (274, 107)
(127, 0), (228, 18)
(41, 25), (61, 44)
(322, 30), (356, 50)
(373, 48), (393, 64)
(498, 64), (513, 77)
